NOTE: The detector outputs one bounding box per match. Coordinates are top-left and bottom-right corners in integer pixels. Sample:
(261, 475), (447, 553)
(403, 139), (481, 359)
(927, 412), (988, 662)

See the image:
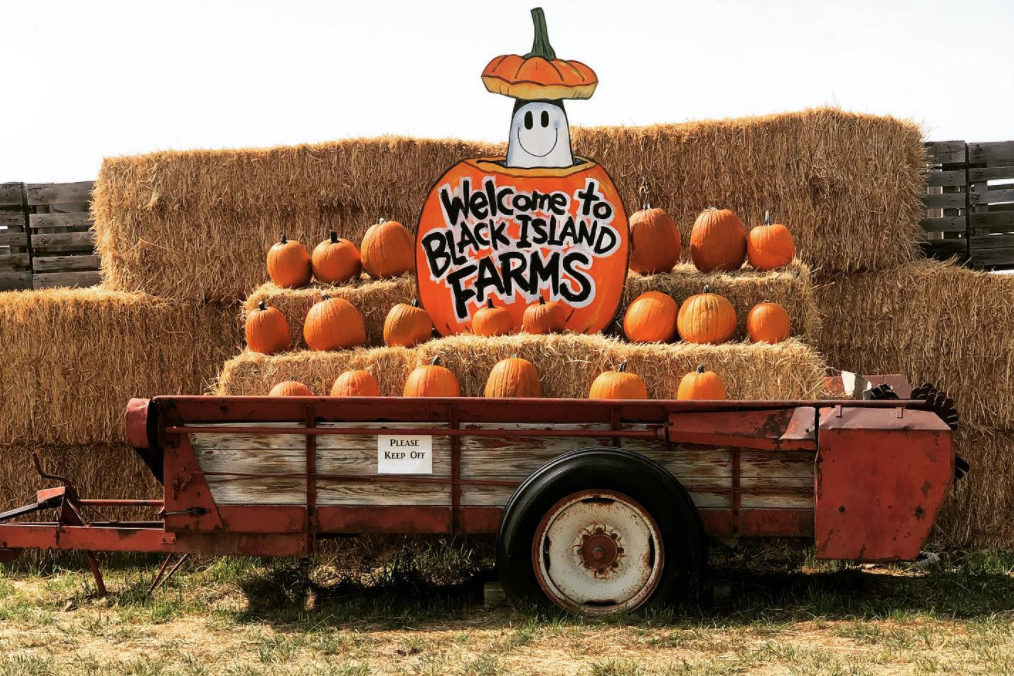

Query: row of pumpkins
(245, 287), (792, 354)
(267, 357), (727, 401)
(263, 206), (796, 289)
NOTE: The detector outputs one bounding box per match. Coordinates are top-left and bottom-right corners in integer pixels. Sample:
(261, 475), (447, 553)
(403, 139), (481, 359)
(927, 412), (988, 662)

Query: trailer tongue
(0, 377), (959, 615)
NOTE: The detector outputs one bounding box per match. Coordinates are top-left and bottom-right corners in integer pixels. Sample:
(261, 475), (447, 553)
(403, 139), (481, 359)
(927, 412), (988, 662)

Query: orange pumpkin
(689, 208), (747, 273)
(623, 291), (678, 343)
(628, 205), (681, 274)
(383, 299), (434, 348)
(403, 357), (461, 397)
(522, 297), (567, 334)
(269, 380), (313, 397)
(303, 294), (366, 351)
(747, 210), (795, 270)
(471, 298), (515, 337)
(588, 361), (648, 400)
(361, 218), (414, 279)
(677, 285), (737, 344)
(484, 356), (542, 398)
(312, 230), (362, 284)
(481, 8), (597, 101)
(267, 234), (312, 288)
(245, 300), (290, 355)
(746, 301), (791, 343)
(330, 369), (380, 397)
(677, 365), (727, 400)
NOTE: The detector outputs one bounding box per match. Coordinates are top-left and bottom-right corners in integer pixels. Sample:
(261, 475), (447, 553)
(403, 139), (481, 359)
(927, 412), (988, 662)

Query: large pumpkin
(472, 298), (515, 337)
(622, 291), (678, 343)
(484, 356), (542, 397)
(330, 369), (380, 397)
(416, 158), (628, 336)
(628, 205), (681, 274)
(361, 218), (414, 279)
(677, 365), (727, 400)
(747, 210), (795, 270)
(312, 230), (362, 284)
(677, 285), (737, 344)
(383, 299), (434, 348)
(303, 294), (366, 351)
(245, 300), (290, 354)
(403, 357), (461, 397)
(689, 208), (747, 273)
(522, 297), (567, 334)
(267, 234), (312, 288)
(269, 380), (313, 397)
(746, 301), (791, 343)
(588, 361), (648, 400)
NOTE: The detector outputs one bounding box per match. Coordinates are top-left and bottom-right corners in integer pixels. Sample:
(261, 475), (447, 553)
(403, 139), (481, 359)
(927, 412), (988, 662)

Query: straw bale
(814, 260), (1014, 429)
(94, 108), (923, 302)
(215, 333), (827, 401)
(0, 288), (239, 445)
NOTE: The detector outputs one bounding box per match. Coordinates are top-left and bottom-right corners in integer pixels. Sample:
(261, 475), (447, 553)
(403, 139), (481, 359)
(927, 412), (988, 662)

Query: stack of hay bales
(814, 260), (1014, 546)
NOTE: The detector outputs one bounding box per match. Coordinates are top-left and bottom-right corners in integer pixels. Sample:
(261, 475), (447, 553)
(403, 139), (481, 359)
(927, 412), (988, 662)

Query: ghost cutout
(506, 100), (574, 169)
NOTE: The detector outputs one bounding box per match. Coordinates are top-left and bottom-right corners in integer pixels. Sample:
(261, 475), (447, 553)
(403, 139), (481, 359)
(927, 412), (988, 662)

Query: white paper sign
(377, 435), (433, 474)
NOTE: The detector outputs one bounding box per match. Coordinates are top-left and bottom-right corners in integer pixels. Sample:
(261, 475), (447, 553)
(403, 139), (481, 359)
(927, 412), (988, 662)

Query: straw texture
(0, 288), (240, 444)
(93, 108), (924, 301)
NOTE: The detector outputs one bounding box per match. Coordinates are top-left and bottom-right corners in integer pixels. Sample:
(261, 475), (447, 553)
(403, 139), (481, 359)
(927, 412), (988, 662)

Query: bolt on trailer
(0, 375), (962, 615)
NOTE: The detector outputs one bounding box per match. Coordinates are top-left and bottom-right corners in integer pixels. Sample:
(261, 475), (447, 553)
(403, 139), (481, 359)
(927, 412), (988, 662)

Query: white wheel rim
(532, 489), (664, 615)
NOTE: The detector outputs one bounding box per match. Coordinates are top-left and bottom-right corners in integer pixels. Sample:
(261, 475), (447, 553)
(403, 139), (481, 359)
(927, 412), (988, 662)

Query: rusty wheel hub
(576, 527), (622, 574)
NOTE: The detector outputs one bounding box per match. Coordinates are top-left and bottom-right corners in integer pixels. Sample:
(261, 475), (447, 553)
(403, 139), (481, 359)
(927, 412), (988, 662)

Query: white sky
(2, 0), (1012, 182)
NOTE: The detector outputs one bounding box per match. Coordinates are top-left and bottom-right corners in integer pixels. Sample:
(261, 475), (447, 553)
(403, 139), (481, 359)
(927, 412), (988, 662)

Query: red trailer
(0, 376), (960, 615)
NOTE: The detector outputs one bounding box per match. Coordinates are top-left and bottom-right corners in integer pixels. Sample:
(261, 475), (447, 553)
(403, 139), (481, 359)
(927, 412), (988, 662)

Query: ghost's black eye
(524, 111), (533, 130)
(541, 111), (549, 127)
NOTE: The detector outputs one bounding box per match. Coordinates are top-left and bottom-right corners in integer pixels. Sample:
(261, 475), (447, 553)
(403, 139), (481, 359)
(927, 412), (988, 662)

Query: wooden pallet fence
(921, 141), (1014, 269)
(26, 181), (99, 289)
(0, 183), (32, 291)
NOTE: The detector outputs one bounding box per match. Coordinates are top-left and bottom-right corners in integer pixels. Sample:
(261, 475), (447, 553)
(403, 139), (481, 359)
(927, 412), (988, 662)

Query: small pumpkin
(746, 300), (791, 343)
(623, 291), (678, 343)
(330, 369), (380, 397)
(522, 297), (566, 334)
(403, 356), (461, 397)
(689, 208), (747, 273)
(677, 365), (727, 400)
(484, 355), (542, 398)
(677, 285), (737, 344)
(267, 234), (312, 288)
(472, 298), (515, 337)
(303, 293), (366, 351)
(588, 361), (648, 400)
(383, 299), (434, 348)
(312, 230), (362, 284)
(361, 218), (414, 279)
(747, 210), (795, 270)
(269, 380), (313, 397)
(245, 300), (290, 354)
(628, 205), (681, 274)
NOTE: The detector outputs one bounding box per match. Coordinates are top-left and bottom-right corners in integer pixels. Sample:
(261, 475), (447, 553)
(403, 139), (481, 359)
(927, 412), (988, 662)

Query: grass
(0, 540), (1012, 674)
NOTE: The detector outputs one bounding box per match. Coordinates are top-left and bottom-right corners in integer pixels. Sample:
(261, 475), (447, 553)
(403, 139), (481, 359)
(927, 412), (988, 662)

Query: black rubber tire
(495, 447), (706, 614)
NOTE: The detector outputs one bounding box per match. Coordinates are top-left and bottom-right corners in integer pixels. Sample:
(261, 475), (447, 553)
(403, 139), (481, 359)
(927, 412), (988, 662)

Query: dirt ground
(0, 540), (1012, 675)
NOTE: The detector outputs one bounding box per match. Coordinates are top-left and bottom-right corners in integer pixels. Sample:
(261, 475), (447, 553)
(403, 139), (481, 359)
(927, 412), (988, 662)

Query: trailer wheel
(496, 448), (705, 615)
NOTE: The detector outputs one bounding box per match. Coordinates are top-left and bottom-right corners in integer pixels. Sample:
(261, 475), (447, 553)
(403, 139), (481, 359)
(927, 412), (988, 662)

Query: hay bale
(0, 288), (239, 444)
(617, 261), (821, 343)
(215, 333), (827, 401)
(814, 260), (1014, 429)
(94, 108), (923, 302)
(243, 275), (415, 350)
(934, 425), (1014, 548)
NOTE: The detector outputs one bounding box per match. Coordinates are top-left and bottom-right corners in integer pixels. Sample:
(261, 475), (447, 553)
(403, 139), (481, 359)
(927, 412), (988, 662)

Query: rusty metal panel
(698, 508), (814, 538)
(815, 406), (952, 561)
(317, 506), (451, 534)
(668, 407), (817, 451)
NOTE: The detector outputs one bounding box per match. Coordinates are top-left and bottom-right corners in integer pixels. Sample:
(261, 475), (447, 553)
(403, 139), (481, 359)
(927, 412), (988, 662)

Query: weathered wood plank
(31, 254), (101, 272)
(924, 169), (966, 187)
(29, 212), (92, 230)
(317, 481), (451, 506)
(970, 187), (1014, 206)
(0, 272), (33, 291)
(31, 270), (102, 289)
(969, 234), (1014, 251)
(919, 217), (966, 233)
(31, 231), (95, 248)
(198, 447), (305, 476)
(971, 248), (1014, 267)
(25, 181), (93, 206)
(0, 213), (25, 228)
(968, 166), (1014, 182)
(925, 141), (966, 165)
(923, 193), (966, 209)
(0, 231), (28, 247)
(968, 141), (1014, 164)
(205, 477), (305, 505)
(0, 184), (23, 207)
(970, 211), (1014, 234)
(0, 253), (30, 269)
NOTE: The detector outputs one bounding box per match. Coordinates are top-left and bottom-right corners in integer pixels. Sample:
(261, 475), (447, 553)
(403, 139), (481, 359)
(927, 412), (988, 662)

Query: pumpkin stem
(257, 300), (267, 311)
(703, 284), (711, 294)
(538, 297), (546, 305)
(411, 297), (420, 307)
(524, 7), (557, 60)
(378, 217), (386, 224)
(430, 356), (441, 366)
(321, 293), (329, 301)
(280, 234), (288, 244)
(329, 230), (339, 243)
(617, 361), (628, 373)
(764, 210), (771, 226)
(486, 298), (495, 309)
(643, 201), (651, 210)
(696, 364), (706, 374)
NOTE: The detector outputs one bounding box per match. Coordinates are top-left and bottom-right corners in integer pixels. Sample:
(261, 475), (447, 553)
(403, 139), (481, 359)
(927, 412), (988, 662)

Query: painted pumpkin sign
(416, 8), (628, 336)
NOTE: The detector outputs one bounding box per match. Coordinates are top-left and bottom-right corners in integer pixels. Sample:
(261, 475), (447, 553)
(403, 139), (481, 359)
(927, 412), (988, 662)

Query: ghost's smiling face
(506, 100), (574, 168)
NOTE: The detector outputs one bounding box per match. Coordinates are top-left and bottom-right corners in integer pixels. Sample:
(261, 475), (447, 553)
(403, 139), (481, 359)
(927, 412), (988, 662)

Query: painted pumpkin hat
(482, 7), (598, 101)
